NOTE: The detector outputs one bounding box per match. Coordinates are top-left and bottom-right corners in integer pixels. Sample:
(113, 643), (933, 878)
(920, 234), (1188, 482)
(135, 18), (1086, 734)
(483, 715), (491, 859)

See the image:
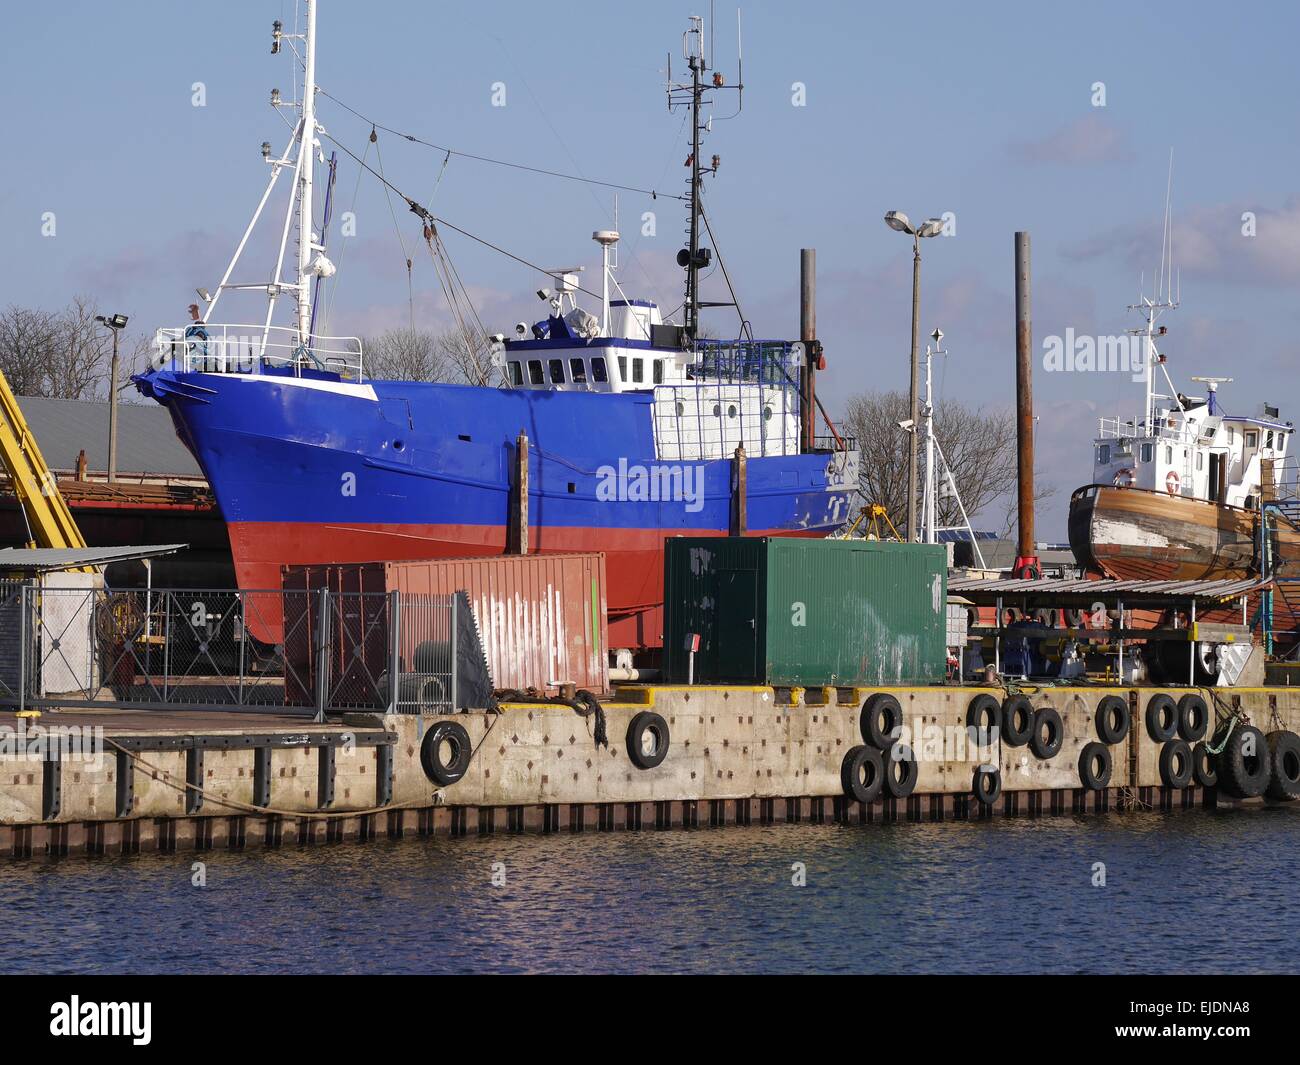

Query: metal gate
(4, 585), (457, 719)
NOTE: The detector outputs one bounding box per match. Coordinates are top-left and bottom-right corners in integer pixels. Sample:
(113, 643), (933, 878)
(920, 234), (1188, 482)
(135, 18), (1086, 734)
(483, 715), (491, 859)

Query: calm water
(1, 807), (1297, 974)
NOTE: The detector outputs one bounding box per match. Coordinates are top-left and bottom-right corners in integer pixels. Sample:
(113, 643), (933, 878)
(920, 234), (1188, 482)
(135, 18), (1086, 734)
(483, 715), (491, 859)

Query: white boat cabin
(495, 231), (805, 462)
(1092, 387), (1292, 509)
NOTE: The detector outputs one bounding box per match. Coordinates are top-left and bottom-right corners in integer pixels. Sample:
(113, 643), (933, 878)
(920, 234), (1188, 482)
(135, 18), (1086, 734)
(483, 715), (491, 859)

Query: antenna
(666, 9), (745, 340)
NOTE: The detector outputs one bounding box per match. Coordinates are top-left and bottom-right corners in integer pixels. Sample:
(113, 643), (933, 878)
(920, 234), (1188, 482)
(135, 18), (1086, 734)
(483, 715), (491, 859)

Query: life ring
(627, 711), (670, 769)
(1165, 470), (1180, 495)
(841, 745), (885, 804)
(1113, 468), (1135, 488)
(420, 720), (472, 786)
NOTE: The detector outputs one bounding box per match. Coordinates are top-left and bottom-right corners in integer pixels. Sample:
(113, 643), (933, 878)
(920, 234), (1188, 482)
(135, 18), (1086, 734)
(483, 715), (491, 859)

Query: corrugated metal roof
(0, 544), (186, 572)
(15, 396), (201, 477)
(948, 575), (1269, 602)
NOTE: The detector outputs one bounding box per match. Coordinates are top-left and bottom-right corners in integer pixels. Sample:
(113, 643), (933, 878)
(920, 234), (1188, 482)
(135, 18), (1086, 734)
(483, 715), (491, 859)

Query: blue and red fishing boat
(133, 3), (858, 650)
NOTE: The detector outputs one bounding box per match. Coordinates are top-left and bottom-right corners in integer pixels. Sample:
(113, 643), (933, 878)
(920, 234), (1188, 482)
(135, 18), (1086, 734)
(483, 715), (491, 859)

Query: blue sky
(2, 0), (1298, 537)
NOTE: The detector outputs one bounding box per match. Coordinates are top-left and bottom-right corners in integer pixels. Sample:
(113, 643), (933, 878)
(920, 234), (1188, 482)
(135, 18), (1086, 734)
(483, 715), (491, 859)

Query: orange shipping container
(283, 553), (609, 696)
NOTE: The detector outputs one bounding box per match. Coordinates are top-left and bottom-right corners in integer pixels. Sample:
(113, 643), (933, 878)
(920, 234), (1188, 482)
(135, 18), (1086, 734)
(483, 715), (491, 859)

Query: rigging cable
(318, 126), (605, 302)
(318, 87), (686, 203)
(371, 126), (417, 332)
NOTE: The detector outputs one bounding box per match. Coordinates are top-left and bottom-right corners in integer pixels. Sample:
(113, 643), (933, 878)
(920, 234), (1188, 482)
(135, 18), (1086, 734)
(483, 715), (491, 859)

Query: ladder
(0, 368), (90, 567)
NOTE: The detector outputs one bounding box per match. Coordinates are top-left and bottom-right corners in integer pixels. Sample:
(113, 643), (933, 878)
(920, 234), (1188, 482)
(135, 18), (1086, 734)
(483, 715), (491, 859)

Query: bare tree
(363, 325), (496, 385)
(435, 324), (494, 386)
(47, 296), (111, 400)
(841, 389), (1054, 536)
(363, 328), (456, 382)
(0, 297), (111, 399)
(0, 305), (59, 395)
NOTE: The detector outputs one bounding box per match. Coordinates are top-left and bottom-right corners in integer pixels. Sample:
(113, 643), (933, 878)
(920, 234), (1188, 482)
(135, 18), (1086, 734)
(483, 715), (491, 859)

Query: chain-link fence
(3, 585), (458, 718)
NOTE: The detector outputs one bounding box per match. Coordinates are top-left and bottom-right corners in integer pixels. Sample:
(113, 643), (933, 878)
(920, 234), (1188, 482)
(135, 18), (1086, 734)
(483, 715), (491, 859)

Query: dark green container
(663, 537), (947, 686)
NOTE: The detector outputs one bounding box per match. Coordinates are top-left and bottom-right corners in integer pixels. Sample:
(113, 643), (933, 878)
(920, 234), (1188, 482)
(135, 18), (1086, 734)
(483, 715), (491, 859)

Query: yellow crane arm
(0, 368), (90, 561)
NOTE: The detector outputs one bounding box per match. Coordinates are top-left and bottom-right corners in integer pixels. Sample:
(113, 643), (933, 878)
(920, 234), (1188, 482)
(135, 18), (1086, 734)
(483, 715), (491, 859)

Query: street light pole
(107, 327), (120, 482)
(884, 211), (944, 541)
(908, 233), (921, 541)
(94, 312), (129, 483)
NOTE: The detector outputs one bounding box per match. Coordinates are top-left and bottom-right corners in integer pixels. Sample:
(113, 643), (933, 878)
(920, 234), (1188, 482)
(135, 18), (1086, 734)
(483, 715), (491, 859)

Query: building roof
(14, 396), (201, 478)
(947, 575), (1269, 606)
(0, 544), (186, 572)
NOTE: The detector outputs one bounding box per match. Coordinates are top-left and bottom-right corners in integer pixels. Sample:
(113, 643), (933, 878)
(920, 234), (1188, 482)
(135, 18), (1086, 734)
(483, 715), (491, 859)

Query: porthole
(727, 404), (737, 418)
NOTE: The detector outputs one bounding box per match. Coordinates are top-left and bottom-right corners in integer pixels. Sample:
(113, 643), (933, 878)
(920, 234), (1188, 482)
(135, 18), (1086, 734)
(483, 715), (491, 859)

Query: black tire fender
(1213, 724), (1269, 799)
(972, 764), (1002, 806)
(626, 711), (670, 770)
(965, 693), (1002, 743)
(1001, 696), (1034, 748)
(861, 693), (903, 750)
(883, 745), (919, 798)
(420, 720), (472, 786)
(1177, 694), (1210, 743)
(1030, 706), (1064, 760)
(1159, 739), (1194, 789)
(1145, 694), (1179, 742)
(1078, 741), (1113, 790)
(841, 745), (885, 804)
(1192, 741), (1217, 788)
(1095, 695), (1130, 745)
(1266, 730), (1300, 801)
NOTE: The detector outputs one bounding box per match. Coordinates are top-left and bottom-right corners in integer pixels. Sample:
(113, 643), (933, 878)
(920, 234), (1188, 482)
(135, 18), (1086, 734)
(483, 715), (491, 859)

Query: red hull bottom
(229, 520), (826, 649)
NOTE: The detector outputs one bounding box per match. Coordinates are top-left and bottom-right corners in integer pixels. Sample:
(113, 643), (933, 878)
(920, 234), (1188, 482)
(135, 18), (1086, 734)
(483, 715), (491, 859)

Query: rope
(496, 689), (608, 749)
(1204, 687), (1246, 756)
(106, 738), (426, 822)
(104, 710), (505, 822)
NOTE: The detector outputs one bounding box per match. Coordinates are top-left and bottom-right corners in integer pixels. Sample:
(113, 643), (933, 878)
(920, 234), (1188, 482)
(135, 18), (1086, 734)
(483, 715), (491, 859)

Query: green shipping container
(663, 538), (947, 687)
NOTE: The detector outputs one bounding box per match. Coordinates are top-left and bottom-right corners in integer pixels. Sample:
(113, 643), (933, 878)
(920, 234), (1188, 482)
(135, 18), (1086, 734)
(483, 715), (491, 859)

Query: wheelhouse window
(652, 359), (664, 384)
(548, 359), (566, 384)
(1266, 430), (1275, 449)
(569, 358), (587, 383)
(1139, 442), (1153, 463)
(508, 361), (523, 386)
(1097, 444), (1110, 464)
(632, 358), (644, 384)
(591, 357), (608, 383)
(618, 355), (628, 382)
(527, 360), (544, 385)
(1246, 430), (1258, 448)
(1165, 445), (1173, 464)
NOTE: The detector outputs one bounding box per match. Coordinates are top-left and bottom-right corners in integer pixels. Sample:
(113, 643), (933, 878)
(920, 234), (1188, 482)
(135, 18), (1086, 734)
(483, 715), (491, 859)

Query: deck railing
(155, 323), (364, 379)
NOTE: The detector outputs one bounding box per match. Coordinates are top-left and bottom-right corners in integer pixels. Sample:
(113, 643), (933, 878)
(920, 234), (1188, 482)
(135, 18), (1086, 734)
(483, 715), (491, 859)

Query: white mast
(295, 0), (319, 345)
(923, 330), (941, 544)
(594, 230), (619, 336)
